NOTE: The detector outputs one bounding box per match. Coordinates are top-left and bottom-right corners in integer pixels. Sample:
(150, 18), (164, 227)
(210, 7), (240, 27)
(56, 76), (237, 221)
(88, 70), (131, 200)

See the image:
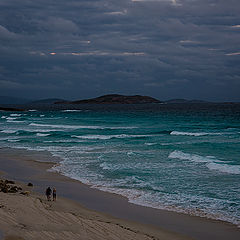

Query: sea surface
(0, 103), (240, 226)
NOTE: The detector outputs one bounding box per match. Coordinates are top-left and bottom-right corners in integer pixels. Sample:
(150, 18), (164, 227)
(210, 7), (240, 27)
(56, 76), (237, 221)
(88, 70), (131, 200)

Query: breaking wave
(29, 123), (137, 130)
(36, 133), (51, 137)
(169, 150), (240, 174)
(170, 131), (220, 136)
(72, 134), (150, 140)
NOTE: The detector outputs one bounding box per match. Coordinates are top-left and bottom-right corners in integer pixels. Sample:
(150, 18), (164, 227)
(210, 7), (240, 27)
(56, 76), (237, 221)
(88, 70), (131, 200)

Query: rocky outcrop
(0, 179), (24, 194)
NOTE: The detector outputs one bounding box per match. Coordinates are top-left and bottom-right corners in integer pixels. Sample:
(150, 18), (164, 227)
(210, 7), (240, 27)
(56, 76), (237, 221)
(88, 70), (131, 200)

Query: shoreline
(3, 146), (238, 227)
(0, 147), (240, 240)
(0, 177), (181, 240)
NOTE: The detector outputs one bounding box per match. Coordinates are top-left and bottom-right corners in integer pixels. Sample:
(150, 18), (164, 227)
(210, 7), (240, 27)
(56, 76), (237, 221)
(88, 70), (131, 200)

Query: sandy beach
(0, 147), (239, 240)
(0, 182), (180, 240)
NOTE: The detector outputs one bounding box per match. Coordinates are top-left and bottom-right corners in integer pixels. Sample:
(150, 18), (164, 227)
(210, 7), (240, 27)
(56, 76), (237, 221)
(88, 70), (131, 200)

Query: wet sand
(0, 147), (239, 240)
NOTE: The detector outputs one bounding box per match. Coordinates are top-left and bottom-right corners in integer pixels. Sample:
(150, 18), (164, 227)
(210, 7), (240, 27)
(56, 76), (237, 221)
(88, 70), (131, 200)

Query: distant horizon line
(0, 94), (240, 104)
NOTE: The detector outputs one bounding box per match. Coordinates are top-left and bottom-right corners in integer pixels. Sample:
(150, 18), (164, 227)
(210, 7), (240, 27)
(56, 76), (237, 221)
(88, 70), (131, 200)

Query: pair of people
(45, 187), (56, 201)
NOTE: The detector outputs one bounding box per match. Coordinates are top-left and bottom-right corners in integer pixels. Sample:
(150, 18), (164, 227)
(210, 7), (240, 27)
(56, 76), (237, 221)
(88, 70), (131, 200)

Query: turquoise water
(0, 104), (240, 225)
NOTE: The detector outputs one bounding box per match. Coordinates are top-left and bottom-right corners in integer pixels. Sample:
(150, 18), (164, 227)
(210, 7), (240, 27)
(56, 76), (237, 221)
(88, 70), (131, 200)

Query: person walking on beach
(53, 187), (56, 201)
(46, 187), (52, 201)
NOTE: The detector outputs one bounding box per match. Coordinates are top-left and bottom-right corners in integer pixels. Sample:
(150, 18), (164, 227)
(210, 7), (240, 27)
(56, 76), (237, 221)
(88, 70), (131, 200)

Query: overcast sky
(0, 0), (240, 101)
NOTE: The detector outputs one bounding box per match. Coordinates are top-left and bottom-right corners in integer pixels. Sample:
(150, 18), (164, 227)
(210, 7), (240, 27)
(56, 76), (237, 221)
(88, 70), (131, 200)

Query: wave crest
(169, 150), (240, 175)
(72, 134), (150, 140)
(36, 133), (50, 137)
(171, 131), (211, 136)
(29, 123), (137, 130)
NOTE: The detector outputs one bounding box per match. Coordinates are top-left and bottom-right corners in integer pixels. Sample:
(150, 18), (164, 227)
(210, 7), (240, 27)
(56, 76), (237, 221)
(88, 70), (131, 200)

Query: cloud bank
(0, 0), (239, 101)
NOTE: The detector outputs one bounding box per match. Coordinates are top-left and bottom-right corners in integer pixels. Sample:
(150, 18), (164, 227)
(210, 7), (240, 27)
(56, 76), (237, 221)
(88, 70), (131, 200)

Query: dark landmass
(56, 94), (161, 104)
(0, 107), (24, 112)
(165, 99), (209, 104)
(0, 96), (32, 104)
(164, 99), (189, 104)
(29, 98), (66, 105)
(54, 95), (211, 105)
(1, 95), (239, 110)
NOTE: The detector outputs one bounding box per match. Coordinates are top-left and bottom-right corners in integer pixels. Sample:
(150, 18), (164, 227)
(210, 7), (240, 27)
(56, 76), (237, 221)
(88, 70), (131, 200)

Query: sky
(0, 0), (240, 101)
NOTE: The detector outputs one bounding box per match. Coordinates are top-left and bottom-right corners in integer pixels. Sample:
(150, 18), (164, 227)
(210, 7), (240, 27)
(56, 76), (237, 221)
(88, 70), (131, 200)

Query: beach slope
(0, 181), (185, 240)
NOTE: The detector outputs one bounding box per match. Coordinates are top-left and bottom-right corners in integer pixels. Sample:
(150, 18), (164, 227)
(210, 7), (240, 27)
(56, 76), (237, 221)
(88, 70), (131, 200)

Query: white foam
(28, 109), (37, 112)
(170, 131), (210, 136)
(11, 154), (240, 227)
(169, 150), (222, 163)
(31, 129), (55, 133)
(1, 116), (7, 119)
(7, 120), (23, 123)
(62, 110), (83, 112)
(100, 126), (139, 129)
(109, 127), (138, 129)
(169, 150), (240, 175)
(12, 129), (56, 133)
(30, 123), (78, 129)
(207, 163), (240, 175)
(145, 142), (157, 146)
(36, 133), (50, 137)
(9, 142), (238, 226)
(6, 117), (17, 120)
(12, 145), (46, 152)
(127, 151), (144, 156)
(10, 114), (21, 117)
(43, 139), (85, 143)
(29, 122), (137, 130)
(72, 134), (150, 140)
(72, 135), (114, 140)
(99, 162), (112, 170)
(61, 176), (239, 227)
(0, 135), (20, 141)
(1, 130), (17, 134)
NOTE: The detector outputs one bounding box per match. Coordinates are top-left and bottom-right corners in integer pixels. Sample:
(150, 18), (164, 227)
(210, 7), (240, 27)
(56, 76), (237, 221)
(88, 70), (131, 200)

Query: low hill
(56, 94), (161, 104)
(29, 98), (66, 105)
(0, 96), (32, 104)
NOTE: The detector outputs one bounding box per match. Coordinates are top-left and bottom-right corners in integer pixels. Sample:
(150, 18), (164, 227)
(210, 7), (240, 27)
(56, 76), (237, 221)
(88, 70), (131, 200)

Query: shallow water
(0, 103), (240, 226)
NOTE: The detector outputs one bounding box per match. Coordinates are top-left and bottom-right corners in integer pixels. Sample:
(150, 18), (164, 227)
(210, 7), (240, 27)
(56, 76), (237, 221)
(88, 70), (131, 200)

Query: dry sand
(0, 180), (186, 240)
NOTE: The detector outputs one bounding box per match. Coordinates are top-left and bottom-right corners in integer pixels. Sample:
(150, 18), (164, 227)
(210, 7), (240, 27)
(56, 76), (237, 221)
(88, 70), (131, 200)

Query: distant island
(1, 95), (238, 106)
(55, 94), (161, 104)
(164, 99), (208, 104)
(29, 98), (65, 105)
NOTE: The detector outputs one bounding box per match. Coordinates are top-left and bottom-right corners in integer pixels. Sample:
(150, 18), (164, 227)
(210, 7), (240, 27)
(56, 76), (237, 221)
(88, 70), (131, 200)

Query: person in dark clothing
(46, 187), (52, 201)
(53, 187), (56, 201)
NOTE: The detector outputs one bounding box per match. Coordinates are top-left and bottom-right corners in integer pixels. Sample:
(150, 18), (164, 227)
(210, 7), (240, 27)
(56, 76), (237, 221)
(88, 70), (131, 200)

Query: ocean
(0, 103), (240, 226)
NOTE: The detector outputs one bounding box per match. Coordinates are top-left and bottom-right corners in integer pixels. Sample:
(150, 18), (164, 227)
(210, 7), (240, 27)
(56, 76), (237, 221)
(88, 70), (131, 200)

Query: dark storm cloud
(0, 0), (240, 101)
